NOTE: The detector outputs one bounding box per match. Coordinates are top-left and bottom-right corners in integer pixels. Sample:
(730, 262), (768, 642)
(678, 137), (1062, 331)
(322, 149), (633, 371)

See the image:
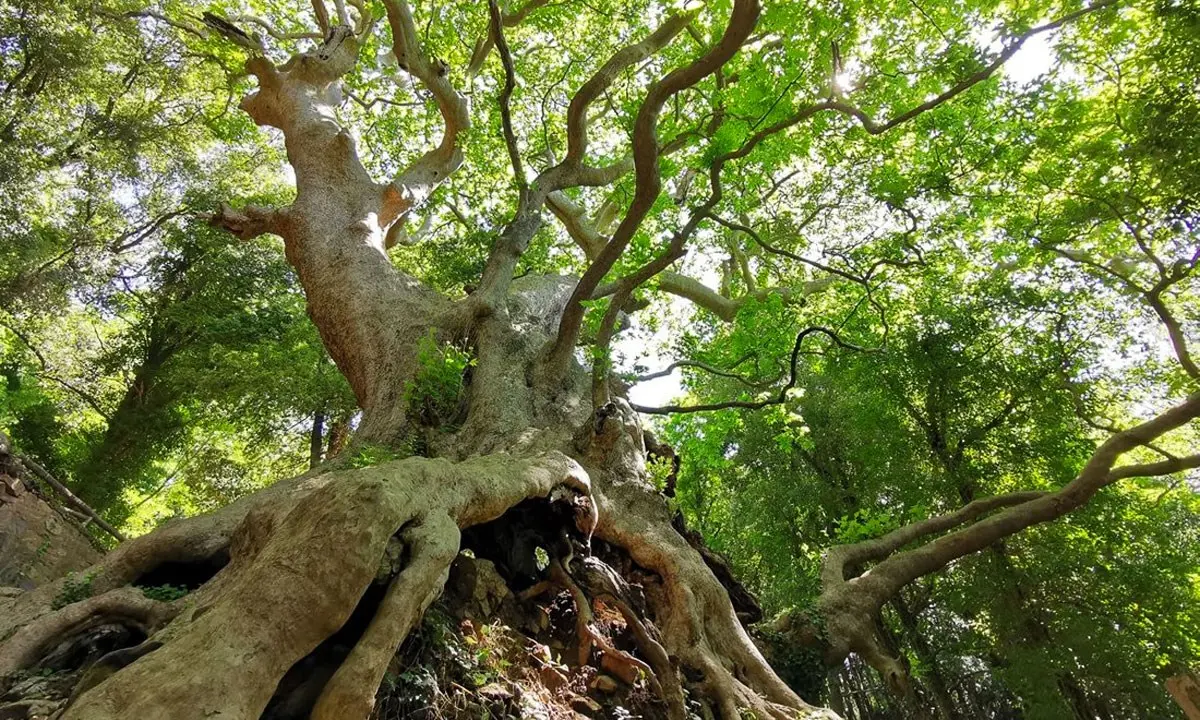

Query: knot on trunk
(573, 399), (646, 478)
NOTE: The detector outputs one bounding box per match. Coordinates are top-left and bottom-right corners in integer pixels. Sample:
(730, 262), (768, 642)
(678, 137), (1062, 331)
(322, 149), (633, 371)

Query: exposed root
(507, 534), (688, 718)
(573, 554), (685, 718)
(0, 468), (332, 648)
(593, 477), (837, 719)
(694, 652), (810, 720)
(311, 514), (460, 720)
(561, 399), (837, 718)
(517, 580), (555, 602)
(555, 558), (598, 667)
(1, 413), (829, 720)
(4, 452), (591, 720)
(556, 558), (660, 690)
(0, 588), (175, 677)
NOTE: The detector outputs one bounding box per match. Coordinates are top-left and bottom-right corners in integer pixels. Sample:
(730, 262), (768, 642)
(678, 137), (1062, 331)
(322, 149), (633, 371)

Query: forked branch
(488, 0), (526, 195)
(546, 0), (763, 380)
(561, 13), (692, 168)
(385, 0), (471, 194)
(816, 391), (1200, 682)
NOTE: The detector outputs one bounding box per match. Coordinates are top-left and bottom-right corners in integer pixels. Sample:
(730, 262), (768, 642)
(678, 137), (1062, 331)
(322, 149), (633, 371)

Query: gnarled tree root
(2, 434), (835, 720)
(0, 466), (332, 648)
(0, 588), (174, 677)
(310, 513), (460, 720)
(592, 477), (838, 720)
(0, 452), (588, 720)
(542, 555), (679, 715)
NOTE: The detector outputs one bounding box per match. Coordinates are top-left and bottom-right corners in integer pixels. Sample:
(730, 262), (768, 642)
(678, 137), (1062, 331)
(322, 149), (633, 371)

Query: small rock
(0, 698), (64, 720)
(570, 696), (602, 714)
(589, 674), (620, 693)
(0, 475), (24, 499)
(447, 555), (513, 618)
(4, 670), (77, 701)
(599, 655), (638, 685)
(375, 536), (404, 582)
(539, 665), (569, 691)
(479, 683), (513, 700)
(519, 692), (553, 720)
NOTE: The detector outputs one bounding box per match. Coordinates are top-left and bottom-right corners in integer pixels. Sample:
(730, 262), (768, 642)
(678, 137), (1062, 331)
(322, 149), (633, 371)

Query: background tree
(1, 0), (356, 530)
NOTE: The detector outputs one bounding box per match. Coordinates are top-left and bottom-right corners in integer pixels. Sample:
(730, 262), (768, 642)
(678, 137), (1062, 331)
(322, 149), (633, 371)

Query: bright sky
(1003, 34), (1057, 85)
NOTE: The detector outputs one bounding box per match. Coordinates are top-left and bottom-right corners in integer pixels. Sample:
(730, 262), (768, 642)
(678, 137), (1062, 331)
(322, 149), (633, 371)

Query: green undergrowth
(405, 331), (474, 429)
(50, 572), (94, 610)
(375, 605), (529, 719)
(137, 584), (190, 602)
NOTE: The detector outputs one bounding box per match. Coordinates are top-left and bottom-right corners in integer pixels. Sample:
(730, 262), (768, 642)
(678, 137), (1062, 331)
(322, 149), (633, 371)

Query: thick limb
(211, 23), (460, 444)
(807, 393), (1200, 685)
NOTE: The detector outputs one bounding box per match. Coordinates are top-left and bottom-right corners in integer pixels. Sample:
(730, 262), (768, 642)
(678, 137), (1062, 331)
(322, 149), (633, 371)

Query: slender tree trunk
(891, 596), (957, 720)
(73, 330), (183, 517)
(325, 414), (351, 458)
(308, 411), (325, 469)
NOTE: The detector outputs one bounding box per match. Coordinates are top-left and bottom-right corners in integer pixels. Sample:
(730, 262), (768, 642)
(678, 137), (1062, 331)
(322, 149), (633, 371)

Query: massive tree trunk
(0, 9), (832, 719)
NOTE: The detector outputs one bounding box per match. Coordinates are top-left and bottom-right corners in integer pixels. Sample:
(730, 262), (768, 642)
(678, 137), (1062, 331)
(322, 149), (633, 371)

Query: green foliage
(51, 572), (95, 610)
(757, 625), (828, 707)
(138, 584), (190, 602)
(349, 443), (408, 469)
(404, 331), (474, 427)
(666, 217), (1198, 713)
(376, 604), (526, 718)
(646, 455), (675, 493)
(834, 509), (901, 545)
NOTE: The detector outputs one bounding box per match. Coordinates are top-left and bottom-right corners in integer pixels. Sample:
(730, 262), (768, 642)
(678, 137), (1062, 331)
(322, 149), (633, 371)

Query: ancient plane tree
(2, 0), (1193, 717)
